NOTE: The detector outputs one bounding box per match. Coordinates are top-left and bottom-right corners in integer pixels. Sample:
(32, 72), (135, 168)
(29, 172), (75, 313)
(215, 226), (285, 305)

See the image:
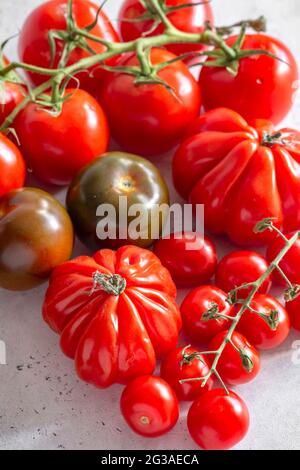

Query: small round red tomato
(285, 296), (300, 332)
(99, 48), (201, 156)
(0, 133), (26, 198)
(0, 57), (24, 126)
(153, 232), (217, 287)
(181, 285), (233, 345)
(18, 0), (119, 96)
(199, 34), (298, 125)
(267, 232), (300, 286)
(216, 251), (271, 298)
(120, 375), (179, 437)
(237, 294), (290, 350)
(188, 389), (249, 450)
(160, 346), (213, 401)
(208, 331), (260, 385)
(119, 0), (213, 63)
(13, 88), (109, 186)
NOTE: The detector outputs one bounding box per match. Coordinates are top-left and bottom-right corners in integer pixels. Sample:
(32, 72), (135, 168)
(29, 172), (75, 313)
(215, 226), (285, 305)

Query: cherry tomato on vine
(267, 233), (300, 286)
(237, 294), (290, 350)
(120, 376), (179, 437)
(13, 88), (109, 186)
(99, 48), (201, 156)
(199, 34), (298, 125)
(160, 346), (213, 401)
(153, 232), (217, 288)
(0, 56), (24, 126)
(187, 389), (250, 450)
(216, 251), (271, 298)
(18, 0), (120, 96)
(0, 133), (26, 198)
(118, 0), (214, 63)
(208, 331), (260, 385)
(181, 285), (233, 345)
(285, 296), (300, 332)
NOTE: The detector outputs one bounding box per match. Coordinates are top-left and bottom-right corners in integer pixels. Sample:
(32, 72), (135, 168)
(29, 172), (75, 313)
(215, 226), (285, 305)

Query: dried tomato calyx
(91, 271), (127, 296)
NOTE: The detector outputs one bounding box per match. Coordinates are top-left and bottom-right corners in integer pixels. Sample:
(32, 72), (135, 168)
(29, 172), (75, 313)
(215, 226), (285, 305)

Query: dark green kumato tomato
(0, 188), (74, 291)
(67, 152), (170, 250)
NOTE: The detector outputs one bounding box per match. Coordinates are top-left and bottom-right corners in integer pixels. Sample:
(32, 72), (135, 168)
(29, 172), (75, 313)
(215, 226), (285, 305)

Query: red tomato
(173, 107), (300, 245)
(99, 48), (201, 156)
(160, 346), (213, 401)
(0, 57), (24, 126)
(187, 389), (250, 450)
(118, 0), (213, 63)
(216, 251), (271, 298)
(237, 294), (290, 350)
(181, 285), (233, 345)
(285, 296), (300, 332)
(13, 88), (109, 186)
(43, 246), (181, 388)
(208, 331), (260, 385)
(0, 133), (26, 197)
(267, 232), (300, 286)
(199, 34), (298, 125)
(153, 232), (217, 288)
(18, 0), (120, 95)
(120, 375), (179, 437)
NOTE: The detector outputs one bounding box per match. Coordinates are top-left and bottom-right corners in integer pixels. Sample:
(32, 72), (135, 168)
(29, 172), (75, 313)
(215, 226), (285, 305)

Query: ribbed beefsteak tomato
(173, 108), (300, 245)
(43, 246), (181, 388)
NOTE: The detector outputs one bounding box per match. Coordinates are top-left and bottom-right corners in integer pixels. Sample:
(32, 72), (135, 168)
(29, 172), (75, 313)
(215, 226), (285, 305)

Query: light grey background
(0, 0), (300, 450)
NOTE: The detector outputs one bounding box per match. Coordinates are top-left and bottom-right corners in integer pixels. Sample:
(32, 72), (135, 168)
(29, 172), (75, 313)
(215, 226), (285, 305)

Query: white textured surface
(1, 0), (300, 451)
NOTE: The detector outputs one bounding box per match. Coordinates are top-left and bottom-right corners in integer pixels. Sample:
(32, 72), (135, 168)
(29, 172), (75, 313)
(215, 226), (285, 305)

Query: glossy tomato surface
(154, 232), (217, 287)
(160, 346), (213, 401)
(181, 285), (233, 345)
(67, 152), (169, 250)
(14, 88), (109, 186)
(121, 375), (179, 437)
(285, 296), (300, 332)
(173, 107), (300, 245)
(18, 0), (119, 94)
(0, 57), (24, 126)
(216, 251), (271, 298)
(267, 232), (300, 286)
(0, 188), (74, 291)
(208, 331), (260, 385)
(199, 34), (298, 125)
(119, 0), (213, 62)
(187, 389), (250, 450)
(43, 246), (181, 388)
(99, 48), (201, 156)
(0, 133), (26, 198)
(237, 294), (290, 350)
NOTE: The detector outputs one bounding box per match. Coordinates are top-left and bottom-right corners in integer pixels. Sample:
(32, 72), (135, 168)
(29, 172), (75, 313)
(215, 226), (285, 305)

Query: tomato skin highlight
(181, 285), (233, 345)
(187, 388), (250, 450)
(0, 133), (26, 198)
(199, 34), (298, 125)
(160, 346), (213, 401)
(99, 48), (201, 156)
(267, 232), (300, 286)
(208, 331), (260, 385)
(216, 250), (271, 298)
(120, 375), (179, 437)
(153, 232), (217, 288)
(0, 57), (25, 126)
(237, 294), (290, 350)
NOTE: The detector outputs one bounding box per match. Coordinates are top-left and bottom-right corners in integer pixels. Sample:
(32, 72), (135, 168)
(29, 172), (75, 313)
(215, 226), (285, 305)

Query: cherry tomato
(237, 294), (290, 350)
(181, 285), (233, 345)
(0, 133), (26, 198)
(153, 232), (217, 287)
(0, 57), (24, 126)
(208, 331), (260, 385)
(13, 88), (109, 186)
(160, 346), (213, 401)
(118, 0), (213, 63)
(199, 34), (298, 125)
(216, 251), (271, 298)
(267, 232), (300, 286)
(120, 375), (179, 437)
(18, 0), (120, 96)
(187, 389), (250, 450)
(99, 48), (201, 156)
(285, 296), (300, 332)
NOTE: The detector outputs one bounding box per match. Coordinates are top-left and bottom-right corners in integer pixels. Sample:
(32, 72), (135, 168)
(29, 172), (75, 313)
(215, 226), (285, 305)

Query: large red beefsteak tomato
(43, 246), (181, 388)
(173, 108), (300, 245)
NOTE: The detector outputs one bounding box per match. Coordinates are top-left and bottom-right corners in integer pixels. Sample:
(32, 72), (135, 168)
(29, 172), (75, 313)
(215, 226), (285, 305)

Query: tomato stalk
(181, 219), (300, 394)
